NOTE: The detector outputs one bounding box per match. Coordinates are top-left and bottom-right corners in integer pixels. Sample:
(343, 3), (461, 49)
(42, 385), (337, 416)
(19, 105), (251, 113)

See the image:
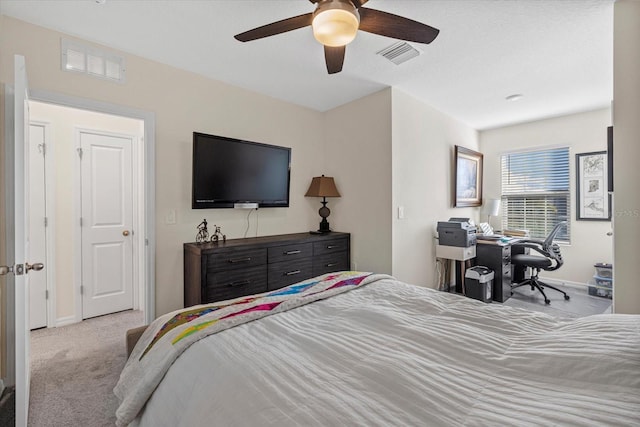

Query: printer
(437, 218), (477, 247)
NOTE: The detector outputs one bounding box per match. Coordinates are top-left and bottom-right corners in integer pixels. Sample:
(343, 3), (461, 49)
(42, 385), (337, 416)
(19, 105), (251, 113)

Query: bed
(115, 272), (640, 426)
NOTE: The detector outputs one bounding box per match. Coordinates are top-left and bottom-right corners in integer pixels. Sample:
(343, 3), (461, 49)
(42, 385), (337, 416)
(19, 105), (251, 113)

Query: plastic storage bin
(588, 275), (613, 299)
(594, 263), (612, 278)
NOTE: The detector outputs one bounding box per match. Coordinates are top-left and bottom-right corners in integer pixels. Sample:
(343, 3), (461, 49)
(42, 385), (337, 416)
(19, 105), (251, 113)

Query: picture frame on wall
(576, 151), (611, 221)
(454, 145), (483, 207)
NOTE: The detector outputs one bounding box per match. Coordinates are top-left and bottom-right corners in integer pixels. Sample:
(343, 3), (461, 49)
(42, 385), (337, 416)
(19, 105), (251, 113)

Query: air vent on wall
(377, 42), (420, 65)
(61, 38), (126, 83)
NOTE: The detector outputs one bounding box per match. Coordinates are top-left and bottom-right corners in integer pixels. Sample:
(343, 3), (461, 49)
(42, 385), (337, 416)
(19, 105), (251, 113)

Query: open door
(1, 54), (43, 426)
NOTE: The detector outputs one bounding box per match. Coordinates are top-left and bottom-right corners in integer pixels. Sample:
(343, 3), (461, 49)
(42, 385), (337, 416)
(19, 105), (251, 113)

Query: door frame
(28, 120), (56, 328)
(73, 127), (139, 320)
(30, 89), (156, 324)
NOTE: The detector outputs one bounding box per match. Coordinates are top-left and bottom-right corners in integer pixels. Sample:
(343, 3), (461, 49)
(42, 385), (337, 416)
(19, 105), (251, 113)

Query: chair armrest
(512, 242), (551, 258)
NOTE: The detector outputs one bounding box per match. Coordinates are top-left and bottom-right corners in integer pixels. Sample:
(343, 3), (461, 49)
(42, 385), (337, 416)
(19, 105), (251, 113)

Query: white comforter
(127, 275), (640, 426)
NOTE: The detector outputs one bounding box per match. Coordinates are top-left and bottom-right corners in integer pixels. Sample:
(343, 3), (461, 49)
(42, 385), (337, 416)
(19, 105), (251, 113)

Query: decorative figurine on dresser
(195, 219), (209, 244)
(211, 225), (226, 243)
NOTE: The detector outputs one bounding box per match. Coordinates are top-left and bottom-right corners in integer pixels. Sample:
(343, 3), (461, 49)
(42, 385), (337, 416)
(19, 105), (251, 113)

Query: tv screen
(192, 132), (291, 209)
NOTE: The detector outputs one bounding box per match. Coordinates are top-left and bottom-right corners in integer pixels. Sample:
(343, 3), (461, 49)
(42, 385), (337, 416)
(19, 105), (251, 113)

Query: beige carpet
(29, 310), (144, 427)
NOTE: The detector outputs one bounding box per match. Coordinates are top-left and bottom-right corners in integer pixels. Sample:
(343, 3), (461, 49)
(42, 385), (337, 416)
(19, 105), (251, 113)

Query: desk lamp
(485, 199), (501, 227)
(305, 175), (341, 234)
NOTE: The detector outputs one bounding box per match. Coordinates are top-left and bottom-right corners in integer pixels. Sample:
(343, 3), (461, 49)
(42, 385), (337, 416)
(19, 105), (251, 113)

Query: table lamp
(485, 198), (501, 226)
(305, 175), (341, 234)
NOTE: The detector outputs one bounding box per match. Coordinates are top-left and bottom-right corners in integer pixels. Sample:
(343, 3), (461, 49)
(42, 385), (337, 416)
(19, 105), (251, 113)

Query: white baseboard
(55, 315), (78, 327)
(537, 276), (589, 289)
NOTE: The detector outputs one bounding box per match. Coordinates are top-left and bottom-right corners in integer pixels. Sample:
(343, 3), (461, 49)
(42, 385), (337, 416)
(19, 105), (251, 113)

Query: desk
(476, 239), (527, 302)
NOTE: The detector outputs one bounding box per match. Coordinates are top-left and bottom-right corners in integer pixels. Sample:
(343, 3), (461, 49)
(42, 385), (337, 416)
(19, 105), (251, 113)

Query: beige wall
(391, 89), (479, 286)
(613, 0), (640, 314)
(324, 89), (393, 274)
(29, 101), (143, 321)
(0, 16), (326, 317)
(480, 108), (613, 286)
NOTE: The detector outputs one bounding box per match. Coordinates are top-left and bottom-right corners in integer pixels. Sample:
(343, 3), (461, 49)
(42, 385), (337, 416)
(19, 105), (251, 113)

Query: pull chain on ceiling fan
(234, 0), (439, 74)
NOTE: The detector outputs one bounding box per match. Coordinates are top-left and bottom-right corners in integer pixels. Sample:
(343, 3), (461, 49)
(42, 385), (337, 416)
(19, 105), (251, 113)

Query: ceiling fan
(234, 0), (440, 74)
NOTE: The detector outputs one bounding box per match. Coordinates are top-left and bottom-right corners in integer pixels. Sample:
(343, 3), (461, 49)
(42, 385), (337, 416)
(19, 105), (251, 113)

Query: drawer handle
(284, 250), (301, 255)
(326, 245), (339, 249)
(228, 257), (251, 264)
(326, 262), (339, 267)
(285, 270), (301, 276)
(227, 280), (251, 287)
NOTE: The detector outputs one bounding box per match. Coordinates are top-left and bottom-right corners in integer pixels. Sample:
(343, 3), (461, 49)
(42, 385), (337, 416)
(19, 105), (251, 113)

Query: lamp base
(309, 230), (331, 235)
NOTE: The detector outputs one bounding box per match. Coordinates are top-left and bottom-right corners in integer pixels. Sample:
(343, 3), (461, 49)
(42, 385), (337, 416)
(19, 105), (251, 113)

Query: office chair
(510, 221), (570, 305)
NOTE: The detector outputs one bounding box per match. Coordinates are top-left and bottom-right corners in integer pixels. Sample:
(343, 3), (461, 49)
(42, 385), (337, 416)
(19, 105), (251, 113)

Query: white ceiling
(0, 0), (614, 130)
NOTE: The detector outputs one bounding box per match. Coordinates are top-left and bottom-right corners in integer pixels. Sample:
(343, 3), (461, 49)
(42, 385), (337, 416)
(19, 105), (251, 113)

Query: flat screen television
(192, 132), (291, 209)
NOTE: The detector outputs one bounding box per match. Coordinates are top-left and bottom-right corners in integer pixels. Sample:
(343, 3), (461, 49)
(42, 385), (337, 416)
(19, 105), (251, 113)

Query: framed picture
(454, 145), (483, 207)
(576, 151), (611, 221)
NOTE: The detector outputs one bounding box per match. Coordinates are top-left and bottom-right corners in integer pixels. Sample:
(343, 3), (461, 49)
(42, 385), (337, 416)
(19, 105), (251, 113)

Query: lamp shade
(484, 199), (501, 217)
(305, 175), (341, 198)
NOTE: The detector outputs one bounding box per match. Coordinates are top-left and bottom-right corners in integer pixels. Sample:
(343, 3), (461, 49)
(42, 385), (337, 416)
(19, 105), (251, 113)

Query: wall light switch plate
(166, 209), (176, 225)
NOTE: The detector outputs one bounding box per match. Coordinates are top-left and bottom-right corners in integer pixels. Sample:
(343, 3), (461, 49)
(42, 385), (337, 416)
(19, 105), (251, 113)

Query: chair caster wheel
(564, 295), (570, 300)
(545, 299), (551, 305)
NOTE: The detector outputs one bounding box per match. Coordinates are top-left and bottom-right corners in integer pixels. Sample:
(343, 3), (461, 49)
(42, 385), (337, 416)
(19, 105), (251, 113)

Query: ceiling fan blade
(324, 45), (345, 74)
(358, 8), (439, 44)
(234, 13), (313, 42)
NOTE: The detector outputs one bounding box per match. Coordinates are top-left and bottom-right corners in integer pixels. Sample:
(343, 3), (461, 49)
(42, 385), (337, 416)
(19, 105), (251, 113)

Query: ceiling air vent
(377, 42), (420, 65)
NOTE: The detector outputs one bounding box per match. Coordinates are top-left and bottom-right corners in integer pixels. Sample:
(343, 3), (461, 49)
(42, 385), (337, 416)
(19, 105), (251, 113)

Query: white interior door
(28, 123), (48, 329)
(1, 54), (36, 427)
(80, 130), (134, 319)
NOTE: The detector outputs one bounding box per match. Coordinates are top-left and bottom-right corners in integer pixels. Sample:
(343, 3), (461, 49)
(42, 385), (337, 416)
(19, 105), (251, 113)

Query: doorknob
(123, 230), (130, 236)
(26, 262), (44, 273)
(606, 231), (613, 236)
(0, 265), (13, 276)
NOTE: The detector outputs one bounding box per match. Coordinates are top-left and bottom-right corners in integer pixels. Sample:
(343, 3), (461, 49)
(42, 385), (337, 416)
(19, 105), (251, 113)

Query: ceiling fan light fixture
(312, 1), (360, 47)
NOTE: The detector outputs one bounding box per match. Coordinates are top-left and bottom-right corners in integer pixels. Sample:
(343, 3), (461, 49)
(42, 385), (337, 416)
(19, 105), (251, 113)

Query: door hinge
(44, 217), (48, 227)
(145, 238), (149, 246)
(79, 217), (83, 227)
(45, 290), (49, 300)
(80, 285), (83, 295)
(77, 147), (83, 159)
(38, 143), (46, 156)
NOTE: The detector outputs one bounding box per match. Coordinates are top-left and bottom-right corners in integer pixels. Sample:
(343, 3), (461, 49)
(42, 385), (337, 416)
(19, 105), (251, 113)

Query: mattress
(116, 273), (640, 426)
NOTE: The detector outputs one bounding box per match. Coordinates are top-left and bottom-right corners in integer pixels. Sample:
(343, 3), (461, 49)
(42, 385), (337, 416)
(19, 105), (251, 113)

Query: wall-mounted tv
(192, 132), (291, 209)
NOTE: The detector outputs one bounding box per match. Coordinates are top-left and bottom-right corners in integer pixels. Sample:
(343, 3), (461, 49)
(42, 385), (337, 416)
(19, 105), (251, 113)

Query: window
(61, 38), (126, 83)
(501, 147), (570, 242)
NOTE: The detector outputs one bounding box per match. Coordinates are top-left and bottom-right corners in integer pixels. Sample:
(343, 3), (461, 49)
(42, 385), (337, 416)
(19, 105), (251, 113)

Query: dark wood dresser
(184, 232), (350, 306)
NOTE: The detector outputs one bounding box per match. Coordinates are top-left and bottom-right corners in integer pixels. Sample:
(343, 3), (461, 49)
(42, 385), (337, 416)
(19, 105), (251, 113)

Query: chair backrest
(542, 221), (566, 271)
(543, 221), (567, 251)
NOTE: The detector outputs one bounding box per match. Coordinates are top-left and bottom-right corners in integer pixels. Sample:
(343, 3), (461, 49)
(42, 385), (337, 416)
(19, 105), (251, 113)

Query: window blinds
(501, 147), (570, 242)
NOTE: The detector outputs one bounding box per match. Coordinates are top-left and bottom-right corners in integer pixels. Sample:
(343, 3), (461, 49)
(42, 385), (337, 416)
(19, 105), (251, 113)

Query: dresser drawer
(268, 258), (314, 290)
(268, 242), (313, 264)
(313, 237), (349, 257)
(205, 265), (268, 303)
(313, 252), (349, 276)
(206, 248), (267, 272)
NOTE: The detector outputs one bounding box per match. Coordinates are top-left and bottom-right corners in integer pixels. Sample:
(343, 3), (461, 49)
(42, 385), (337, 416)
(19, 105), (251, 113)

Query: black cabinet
(476, 241), (527, 303)
(184, 232), (350, 306)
